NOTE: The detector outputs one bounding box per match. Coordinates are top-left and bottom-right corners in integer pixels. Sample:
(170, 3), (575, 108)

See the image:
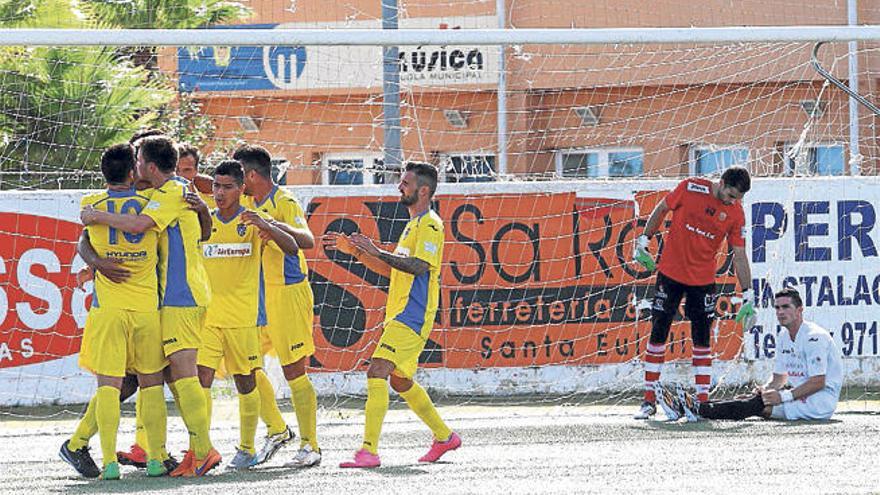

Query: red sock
(693, 346), (712, 403)
(643, 342), (666, 403)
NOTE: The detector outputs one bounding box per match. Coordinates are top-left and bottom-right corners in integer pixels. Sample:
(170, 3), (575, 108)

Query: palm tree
(83, 0), (252, 70)
(0, 0), (174, 189)
(84, 0), (251, 30)
(0, 0), (252, 188)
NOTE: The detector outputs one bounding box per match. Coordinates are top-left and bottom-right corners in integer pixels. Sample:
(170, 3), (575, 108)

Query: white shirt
(773, 320), (843, 399)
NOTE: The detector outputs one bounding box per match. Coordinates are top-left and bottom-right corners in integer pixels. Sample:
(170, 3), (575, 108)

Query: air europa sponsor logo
(0, 213), (87, 368)
(202, 243), (252, 258)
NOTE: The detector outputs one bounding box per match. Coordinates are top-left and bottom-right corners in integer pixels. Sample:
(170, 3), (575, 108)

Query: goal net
(2, 3), (880, 410)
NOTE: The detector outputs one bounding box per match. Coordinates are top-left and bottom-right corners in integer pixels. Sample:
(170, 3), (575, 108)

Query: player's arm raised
(321, 232), (392, 278)
(271, 220), (315, 249)
(184, 190), (213, 241)
(242, 210), (299, 256)
(80, 205), (156, 234)
(349, 232), (429, 276)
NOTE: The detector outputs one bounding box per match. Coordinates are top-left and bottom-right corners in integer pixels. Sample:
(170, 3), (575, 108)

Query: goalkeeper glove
(633, 234), (656, 272)
(736, 289), (757, 330)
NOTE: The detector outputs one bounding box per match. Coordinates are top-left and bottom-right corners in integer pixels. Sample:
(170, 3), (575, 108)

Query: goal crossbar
(3, 25), (880, 46)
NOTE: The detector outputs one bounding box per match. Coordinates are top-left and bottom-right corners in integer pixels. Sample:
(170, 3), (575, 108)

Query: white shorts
(771, 390), (838, 420)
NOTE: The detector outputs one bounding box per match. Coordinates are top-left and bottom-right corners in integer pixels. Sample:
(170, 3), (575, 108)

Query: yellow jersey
(81, 188), (159, 312)
(201, 206), (266, 328)
(385, 209), (444, 336)
(142, 176), (211, 308)
(244, 186), (310, 286)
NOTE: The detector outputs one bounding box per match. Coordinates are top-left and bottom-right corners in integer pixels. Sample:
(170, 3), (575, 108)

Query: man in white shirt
(657, 287), (842, 421)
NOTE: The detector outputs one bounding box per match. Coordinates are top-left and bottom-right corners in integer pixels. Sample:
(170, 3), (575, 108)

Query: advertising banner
(177, 16), (499, 92)
(2, 178), (880, 404)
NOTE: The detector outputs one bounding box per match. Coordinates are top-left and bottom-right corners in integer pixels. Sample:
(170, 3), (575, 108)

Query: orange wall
(187, 0), (880, 183)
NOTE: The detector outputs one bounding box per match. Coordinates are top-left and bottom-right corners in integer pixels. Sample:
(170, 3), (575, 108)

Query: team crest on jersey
(237, 223), (247, 236)
(687, 182), (710, 194)
(719, 212), (727, 221)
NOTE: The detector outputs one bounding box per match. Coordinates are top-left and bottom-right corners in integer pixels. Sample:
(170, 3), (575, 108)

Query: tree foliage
(0, 0), (250, 188)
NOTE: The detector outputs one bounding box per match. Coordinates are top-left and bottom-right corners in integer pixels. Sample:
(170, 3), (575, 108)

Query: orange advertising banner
(307, 190), (744, 372)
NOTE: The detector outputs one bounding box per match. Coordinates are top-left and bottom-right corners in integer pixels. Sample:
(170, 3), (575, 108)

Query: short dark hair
(405, 161), (438, 197)
(129, 128), (164, 145)
(177, 143), (200, 165)
(775, 287), (803, 308)
(101, 143), (136, 184)
(232, 144), (272, 179)
(138, 135), (178, 173)
(721, 166), (751, 193)
(213, 160), (244, 186)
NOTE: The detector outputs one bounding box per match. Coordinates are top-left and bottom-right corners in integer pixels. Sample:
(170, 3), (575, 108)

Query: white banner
(270, 16), (500, 90)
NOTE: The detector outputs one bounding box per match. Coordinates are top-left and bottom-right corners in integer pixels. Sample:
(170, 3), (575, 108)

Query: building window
(784, 143), (845, 176)
(440, 154), (496, 182)
(556, 148), (644, 178)
(323, 154), (397, 185)
(689, 146), (749, 176)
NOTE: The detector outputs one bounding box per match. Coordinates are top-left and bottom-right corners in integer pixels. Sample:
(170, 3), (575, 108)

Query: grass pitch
(2, 398), (879, 494)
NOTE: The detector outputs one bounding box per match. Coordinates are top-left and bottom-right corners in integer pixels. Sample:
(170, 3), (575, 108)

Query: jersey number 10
(106, 199), (145, 245)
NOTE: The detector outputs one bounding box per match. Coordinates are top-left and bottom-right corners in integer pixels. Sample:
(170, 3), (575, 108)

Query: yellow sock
(257, 369), (287, 436)
(69, 395), (98, 451)
(168, 381), (189, 451)
(134, 391), (148, 451)
(174, 377), (212, 458)
(362, 378), (388, 455)
(203, 387), (213, 431)
(139, 386), (167, 461)
(398, 381), (452, 441)
(288, 375), (318, 450)
(95, 386), (121, 466)
(168, 380), (182, 411)
(238, 388), (260, 455)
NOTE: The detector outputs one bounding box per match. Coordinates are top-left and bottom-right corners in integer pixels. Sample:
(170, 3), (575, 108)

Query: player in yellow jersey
(81, 135), (221, 477)
(73, 131), (208, 473)
(59, 144), (168, 480)
(229, 144), (321, 468)
(66, 130), (192, 475)
(195, 160), (301, 470)
(324, 162), (461, 468)
(113, 138), (211, 469)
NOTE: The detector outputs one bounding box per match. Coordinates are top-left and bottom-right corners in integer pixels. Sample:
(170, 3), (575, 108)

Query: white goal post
(3, 25), (880, 46)
(4, 23), (880, 408)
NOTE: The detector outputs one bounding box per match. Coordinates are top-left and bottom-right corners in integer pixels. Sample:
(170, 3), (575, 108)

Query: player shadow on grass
(259, 461), (432, 476)
(376, 464), (432, 476)
(61, 468), (293, 494)
(770, 418), (843, 426)
(642, 419), (754, 433)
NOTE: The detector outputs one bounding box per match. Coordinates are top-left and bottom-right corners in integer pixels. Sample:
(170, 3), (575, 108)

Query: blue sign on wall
(178, 24), (306, 92)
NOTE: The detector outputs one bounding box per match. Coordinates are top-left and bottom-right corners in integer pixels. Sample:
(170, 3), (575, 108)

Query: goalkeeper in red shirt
(632, 166), (756, 419)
